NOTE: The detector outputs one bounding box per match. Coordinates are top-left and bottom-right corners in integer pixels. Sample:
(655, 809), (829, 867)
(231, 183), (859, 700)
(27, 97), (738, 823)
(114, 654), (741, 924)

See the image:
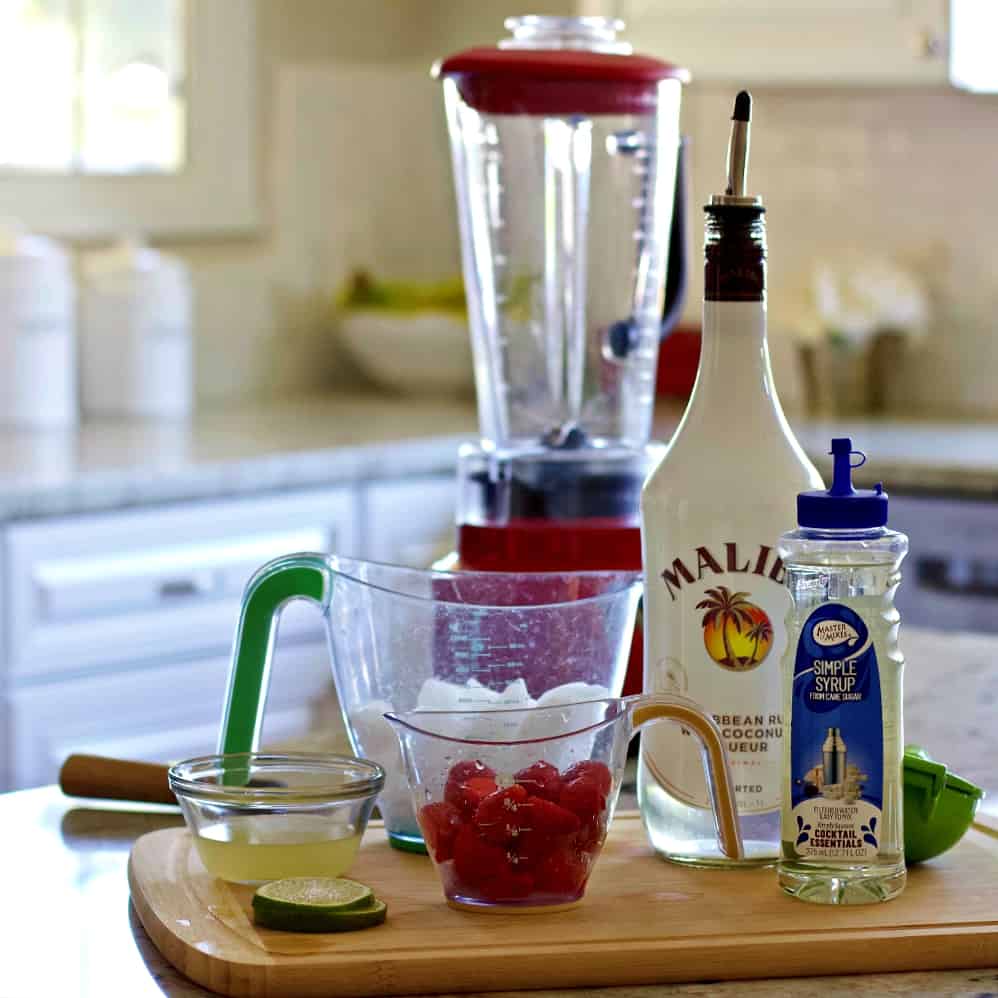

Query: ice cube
(495, 678), (534, 707)
(516, 682), (613, 769)
(416, 677), (466, 710)
(347, 700), (403, 787)
(457, 706), (522, 745)
(534, 682), (610, 708)
(453, 683), (503, 708)
(348, 699), (395, 751)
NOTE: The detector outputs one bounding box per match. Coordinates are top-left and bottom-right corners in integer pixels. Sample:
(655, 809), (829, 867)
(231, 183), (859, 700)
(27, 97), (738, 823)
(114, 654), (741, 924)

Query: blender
(436, 16), (689, 694)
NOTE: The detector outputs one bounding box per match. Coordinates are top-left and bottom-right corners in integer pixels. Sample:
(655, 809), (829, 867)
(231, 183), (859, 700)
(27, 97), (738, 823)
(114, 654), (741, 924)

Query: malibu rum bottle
(639, 92), (823, 866)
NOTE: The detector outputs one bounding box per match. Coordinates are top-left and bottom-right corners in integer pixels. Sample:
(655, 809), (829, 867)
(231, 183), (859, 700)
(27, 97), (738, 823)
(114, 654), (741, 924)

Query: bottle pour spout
(725, 90), (751, 197)
(710, 90), (762, 208)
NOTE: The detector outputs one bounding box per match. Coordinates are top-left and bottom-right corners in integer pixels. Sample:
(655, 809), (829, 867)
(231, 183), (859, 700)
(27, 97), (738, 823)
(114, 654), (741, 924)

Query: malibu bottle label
(643, 537), (788, 814)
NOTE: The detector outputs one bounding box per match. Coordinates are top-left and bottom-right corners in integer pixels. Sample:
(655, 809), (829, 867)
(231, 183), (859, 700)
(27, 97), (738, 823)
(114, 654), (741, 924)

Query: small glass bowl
(168, 753), (384, 885)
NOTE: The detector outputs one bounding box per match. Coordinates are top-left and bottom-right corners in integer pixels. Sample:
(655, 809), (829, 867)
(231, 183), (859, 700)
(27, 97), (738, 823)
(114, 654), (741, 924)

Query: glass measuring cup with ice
(218, 553), (641, 851)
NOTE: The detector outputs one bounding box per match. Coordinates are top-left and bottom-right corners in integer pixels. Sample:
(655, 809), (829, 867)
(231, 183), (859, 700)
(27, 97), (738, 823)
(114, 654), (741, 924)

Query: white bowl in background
(339, 310), (473, 396)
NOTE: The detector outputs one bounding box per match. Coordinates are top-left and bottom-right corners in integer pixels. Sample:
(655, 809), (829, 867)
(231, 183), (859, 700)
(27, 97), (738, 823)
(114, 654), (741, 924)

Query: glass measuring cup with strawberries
(386, 695), (741, 911)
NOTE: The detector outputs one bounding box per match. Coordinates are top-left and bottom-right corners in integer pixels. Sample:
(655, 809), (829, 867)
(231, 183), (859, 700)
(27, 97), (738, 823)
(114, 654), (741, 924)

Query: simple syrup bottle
(639, 92), (823, 867)
(779, 439), (908, 903)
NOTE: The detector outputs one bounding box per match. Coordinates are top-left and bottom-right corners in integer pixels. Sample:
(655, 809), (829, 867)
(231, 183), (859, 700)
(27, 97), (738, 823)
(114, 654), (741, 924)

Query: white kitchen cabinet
(361, 476), (456, 568)
(608, 0), (949, 87)
(4, 487), (358, 681)
(0, 485), (360, 791)
(5, 640), (334, 789)
(0, 472), (465, 791)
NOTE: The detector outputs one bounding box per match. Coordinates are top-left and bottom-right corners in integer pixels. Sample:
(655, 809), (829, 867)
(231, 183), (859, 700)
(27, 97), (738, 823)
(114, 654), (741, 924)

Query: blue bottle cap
(797, 438), (888, 529)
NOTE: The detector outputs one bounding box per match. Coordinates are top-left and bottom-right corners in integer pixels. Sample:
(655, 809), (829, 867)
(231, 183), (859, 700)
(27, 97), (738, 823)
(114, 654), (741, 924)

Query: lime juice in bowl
(168, 753), (383, 885)
(192, 814), (362, 884)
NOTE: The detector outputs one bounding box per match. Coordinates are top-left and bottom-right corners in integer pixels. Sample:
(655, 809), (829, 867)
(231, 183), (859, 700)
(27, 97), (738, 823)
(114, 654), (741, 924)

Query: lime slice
(252, 877), (386, 933)
(254, 897), (387, 934)
(254, 877), (373, 912)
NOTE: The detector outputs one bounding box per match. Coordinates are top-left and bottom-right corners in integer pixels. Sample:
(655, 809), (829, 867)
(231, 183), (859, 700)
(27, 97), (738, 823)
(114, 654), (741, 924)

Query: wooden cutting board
(129, 813), (998, 998)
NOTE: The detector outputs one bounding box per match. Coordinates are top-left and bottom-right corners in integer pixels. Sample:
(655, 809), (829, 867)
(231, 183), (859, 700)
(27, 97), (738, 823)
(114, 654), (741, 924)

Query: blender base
(455, 441), (661, 697)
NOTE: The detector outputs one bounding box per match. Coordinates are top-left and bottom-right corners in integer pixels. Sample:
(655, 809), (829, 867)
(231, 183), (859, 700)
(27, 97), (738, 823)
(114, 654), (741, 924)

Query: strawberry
(524, 795), (581, 836)
(452, 824), (510, 887)
(533, 847), (590, 897)
(562, 760), (612, 798)
(559, 776), (606, 820)
(575, 812), (606, 853)
(481, 870), (534, 902)
(509, 796), (581, 867)
(418, 801), (463, 863)
(513, 761), (562, 801)
(473, 785), (529, 845)
(447, 759), (495, 784)
(445, 774), (499, 817)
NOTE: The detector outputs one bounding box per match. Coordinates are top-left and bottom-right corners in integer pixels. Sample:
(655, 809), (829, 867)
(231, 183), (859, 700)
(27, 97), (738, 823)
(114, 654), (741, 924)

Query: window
(0, 0), (185, 174)
(0, 0), (257, 237)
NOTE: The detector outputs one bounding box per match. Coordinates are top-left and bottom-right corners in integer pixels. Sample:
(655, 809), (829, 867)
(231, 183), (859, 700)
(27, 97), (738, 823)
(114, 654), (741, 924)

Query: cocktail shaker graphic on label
(822, 727), (847, 787)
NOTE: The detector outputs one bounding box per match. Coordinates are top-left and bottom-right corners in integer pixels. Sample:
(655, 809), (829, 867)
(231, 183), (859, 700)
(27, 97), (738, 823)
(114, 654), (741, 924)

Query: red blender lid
(434, 45), (688, 116)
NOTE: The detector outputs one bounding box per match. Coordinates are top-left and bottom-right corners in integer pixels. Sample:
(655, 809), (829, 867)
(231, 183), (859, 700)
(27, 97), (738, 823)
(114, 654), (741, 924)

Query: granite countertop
(1, 394), (998, 523)
(6, 625), (997, 998)
(0, 395), (476, 520)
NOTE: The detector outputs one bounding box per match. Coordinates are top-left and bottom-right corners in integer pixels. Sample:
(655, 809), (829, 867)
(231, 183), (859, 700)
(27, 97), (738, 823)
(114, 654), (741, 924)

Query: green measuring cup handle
(219, 552), (331, 755)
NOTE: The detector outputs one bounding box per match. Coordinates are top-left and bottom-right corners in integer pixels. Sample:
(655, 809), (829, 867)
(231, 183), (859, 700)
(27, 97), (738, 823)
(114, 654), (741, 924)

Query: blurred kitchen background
(9, 0), (996, 410)
(3, 0), (998, 792)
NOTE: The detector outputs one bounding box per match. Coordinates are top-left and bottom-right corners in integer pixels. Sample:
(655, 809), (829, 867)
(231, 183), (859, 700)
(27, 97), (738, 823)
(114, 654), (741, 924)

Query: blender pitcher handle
(219, 552), (331, 755)
(628, 693), (743, 861)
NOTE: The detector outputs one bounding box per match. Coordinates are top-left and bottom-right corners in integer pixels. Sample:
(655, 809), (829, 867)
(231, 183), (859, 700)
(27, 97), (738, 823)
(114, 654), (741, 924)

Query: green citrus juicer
(903, 744), (984, 863)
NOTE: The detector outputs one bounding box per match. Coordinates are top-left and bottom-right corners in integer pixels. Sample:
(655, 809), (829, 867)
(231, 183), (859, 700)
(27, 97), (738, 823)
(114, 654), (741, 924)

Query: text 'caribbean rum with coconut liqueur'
(639, 92), (824, 866)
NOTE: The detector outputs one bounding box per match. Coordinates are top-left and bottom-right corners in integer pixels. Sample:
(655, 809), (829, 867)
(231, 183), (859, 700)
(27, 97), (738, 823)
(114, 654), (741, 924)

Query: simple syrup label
(643, 537), (789, 814)
(789, 603), (883, 860)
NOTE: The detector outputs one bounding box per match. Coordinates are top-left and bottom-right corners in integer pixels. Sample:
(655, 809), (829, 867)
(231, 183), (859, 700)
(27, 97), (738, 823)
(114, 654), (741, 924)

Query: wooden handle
(59, 754), (176, 805)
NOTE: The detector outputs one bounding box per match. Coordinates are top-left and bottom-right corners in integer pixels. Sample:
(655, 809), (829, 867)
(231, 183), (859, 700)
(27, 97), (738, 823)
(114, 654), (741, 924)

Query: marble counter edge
(4, 392), (998, 521)
(0, 432), (471, 521)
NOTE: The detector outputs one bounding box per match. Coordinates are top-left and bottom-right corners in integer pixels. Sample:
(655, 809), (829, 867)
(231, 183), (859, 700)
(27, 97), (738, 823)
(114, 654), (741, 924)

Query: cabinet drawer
(5, 487), (358, 679)
(5, 641), (335, 790)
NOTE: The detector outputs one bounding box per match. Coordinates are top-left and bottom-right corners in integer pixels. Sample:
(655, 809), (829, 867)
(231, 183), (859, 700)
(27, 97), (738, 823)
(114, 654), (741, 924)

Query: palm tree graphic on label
(697, 585), (773, 671)
(746, 616), (773, 664)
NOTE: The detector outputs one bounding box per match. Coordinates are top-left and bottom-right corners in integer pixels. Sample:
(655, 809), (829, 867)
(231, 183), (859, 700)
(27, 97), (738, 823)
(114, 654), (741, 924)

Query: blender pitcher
(437, 17), (689, 694)
(438, 15), (688, 455)
(218, 553), (641, 851)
